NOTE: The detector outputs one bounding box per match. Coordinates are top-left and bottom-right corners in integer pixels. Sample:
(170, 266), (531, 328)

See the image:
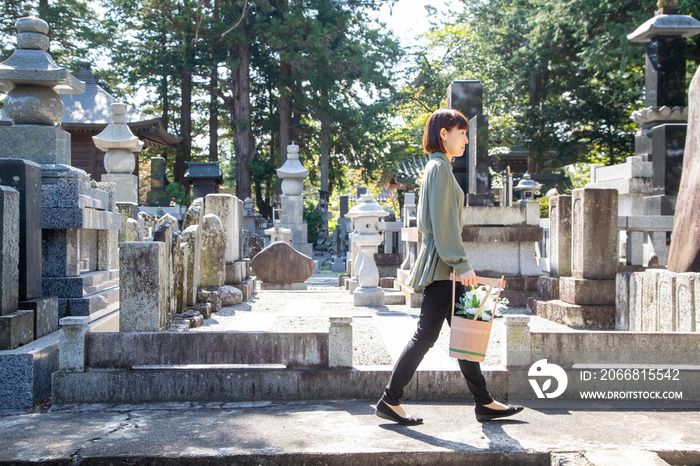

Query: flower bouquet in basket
(449, 274), (506, 362)
(455, 286), (509, 322)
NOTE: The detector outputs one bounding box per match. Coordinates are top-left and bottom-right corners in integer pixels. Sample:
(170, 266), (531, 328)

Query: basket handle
(451, 272), (506, 320)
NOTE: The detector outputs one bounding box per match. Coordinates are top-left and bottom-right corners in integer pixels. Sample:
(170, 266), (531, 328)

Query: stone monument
(627, 1), (700, 216)
(146, 157), (170, 206)
(0, 16), (120, 409)
(251, 241), (315, 290)
(667, 65), (700, 272)
(93, 103), (143, 203)
(276, 142), (313, 257)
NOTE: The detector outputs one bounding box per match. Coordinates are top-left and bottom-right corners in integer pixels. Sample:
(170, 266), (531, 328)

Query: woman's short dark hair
(422, 109), (470, 154)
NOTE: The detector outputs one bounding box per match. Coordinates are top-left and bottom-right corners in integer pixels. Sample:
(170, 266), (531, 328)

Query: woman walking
(375, 109), (524, 425)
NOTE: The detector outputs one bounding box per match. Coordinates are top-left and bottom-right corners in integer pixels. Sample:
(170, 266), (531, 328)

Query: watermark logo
(528, 359), (568, 399)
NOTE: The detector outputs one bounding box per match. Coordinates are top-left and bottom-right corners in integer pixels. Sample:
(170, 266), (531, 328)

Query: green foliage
(303, 200), (325, 245)
(540, 195), (550, 219)
(165, 182), (193, 207)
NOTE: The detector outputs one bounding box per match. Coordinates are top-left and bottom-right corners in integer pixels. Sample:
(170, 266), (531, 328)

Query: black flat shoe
(475, 404), (524, 423)
(375, 399), (423, 426)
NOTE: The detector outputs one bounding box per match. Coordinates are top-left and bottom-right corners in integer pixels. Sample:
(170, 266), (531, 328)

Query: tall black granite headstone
(447, 80), (492, 206)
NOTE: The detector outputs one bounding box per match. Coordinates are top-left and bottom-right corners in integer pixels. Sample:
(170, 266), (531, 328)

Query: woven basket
(448, 274), (505, 362)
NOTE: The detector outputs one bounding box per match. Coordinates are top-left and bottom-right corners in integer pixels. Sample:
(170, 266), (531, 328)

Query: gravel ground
(195, 271), (578, 368)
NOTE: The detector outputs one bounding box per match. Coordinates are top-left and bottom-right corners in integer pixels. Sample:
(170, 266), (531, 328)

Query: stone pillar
(199, 214), (226, 288)
(0, 186), (20, 315)
(181, 225), (201, 307)
(94, 103), (143, 204)
(548, 195), (572, 279)
(153, 214), (178, 325)
(571, 188), (618, 280)
(328, 317), (353, 369)
(119, 242), (168, 331)
(234, 196), (244, 261)
(503, 315), (531, 369)
(538, 195), (571, 301)
(401, 192), (417, 270)
(58, 316), (90, 372)
(0, 160), (42, 301)
(205, 194), (236, 263)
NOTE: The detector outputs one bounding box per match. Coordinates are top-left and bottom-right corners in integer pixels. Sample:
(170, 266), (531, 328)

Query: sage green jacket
(407, 152), (472, 290)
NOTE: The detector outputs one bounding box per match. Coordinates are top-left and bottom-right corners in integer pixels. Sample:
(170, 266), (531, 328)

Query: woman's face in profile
(441, 127), (469, 158)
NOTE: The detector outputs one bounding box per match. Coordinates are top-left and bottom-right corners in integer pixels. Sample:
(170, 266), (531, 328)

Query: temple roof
(1, 62), (180, 148)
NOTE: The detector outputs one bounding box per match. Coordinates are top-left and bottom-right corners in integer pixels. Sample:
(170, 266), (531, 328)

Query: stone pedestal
(101, 173), (138, 204)
(328, 317), (353, 369)
(18, 296), (58, 339)
(0, 126), (71, 165)
(0, 309), (34, 350)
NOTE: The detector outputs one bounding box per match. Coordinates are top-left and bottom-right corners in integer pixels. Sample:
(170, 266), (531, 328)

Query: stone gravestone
(146, 157), (170, 206)
(447, 80), (492, 206)
(667, 65), (700, 272)
(251, 241), (315, 290)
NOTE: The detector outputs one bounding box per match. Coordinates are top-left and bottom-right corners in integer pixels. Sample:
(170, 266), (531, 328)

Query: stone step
(394, 279), (423, 308)
(383, 289), (405, 305)
(52, 367), (508, 405)
(43, 269), (119, 298)
(59, 286), (120, 322)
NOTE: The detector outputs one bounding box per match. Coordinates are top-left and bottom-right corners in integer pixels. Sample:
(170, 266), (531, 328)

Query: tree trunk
(176, 69), (192, 187)
(278, 61), (292, 166)
(320, 113), (330, 193)
(229, 35), (254, 199)
(209, 66), (219, 162)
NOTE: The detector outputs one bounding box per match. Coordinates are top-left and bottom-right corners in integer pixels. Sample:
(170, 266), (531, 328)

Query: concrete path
(0, 401), (698, 464)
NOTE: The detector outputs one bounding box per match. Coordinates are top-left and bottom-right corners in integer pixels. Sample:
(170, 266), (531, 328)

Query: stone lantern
(627, 0), (700, 216)
(346, 194), (389, 306)
(276, 143), (308, 196)
(276, 143), (313, 256)
(93, 103), (143, 203)
(0, 16), (85, 164)
(264, 220), (293, 246)
(513, 173), (541, 202)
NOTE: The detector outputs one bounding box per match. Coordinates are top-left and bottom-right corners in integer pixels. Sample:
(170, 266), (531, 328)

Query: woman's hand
(459, 270), (478, 287)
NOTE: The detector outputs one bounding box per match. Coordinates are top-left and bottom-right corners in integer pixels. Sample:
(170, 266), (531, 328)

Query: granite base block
(232, 277), (256, 302)
(559, 277), (616, 305)
(353, 287), (384, 307)
(538, 276), (559, 301)
(0, 126), (70, 165)
(65, 286), (120, 322)
(0, 309), (35, 350)
(225, 261), (246, 285)
(18, 296), (58, 339)
(0, 332), (59, 409)
(261, 282), (307, 291)
(542, 299), (615, 329)
(42, 269), (120, 298)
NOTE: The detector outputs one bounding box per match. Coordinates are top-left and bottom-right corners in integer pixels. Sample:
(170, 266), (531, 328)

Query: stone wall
(616, 269), (699, 331)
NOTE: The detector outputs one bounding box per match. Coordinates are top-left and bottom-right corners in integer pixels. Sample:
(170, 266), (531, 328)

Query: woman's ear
(439, 127), (447, 140)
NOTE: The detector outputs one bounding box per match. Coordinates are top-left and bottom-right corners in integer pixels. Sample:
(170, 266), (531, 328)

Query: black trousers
(382, 279), (494, 406)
